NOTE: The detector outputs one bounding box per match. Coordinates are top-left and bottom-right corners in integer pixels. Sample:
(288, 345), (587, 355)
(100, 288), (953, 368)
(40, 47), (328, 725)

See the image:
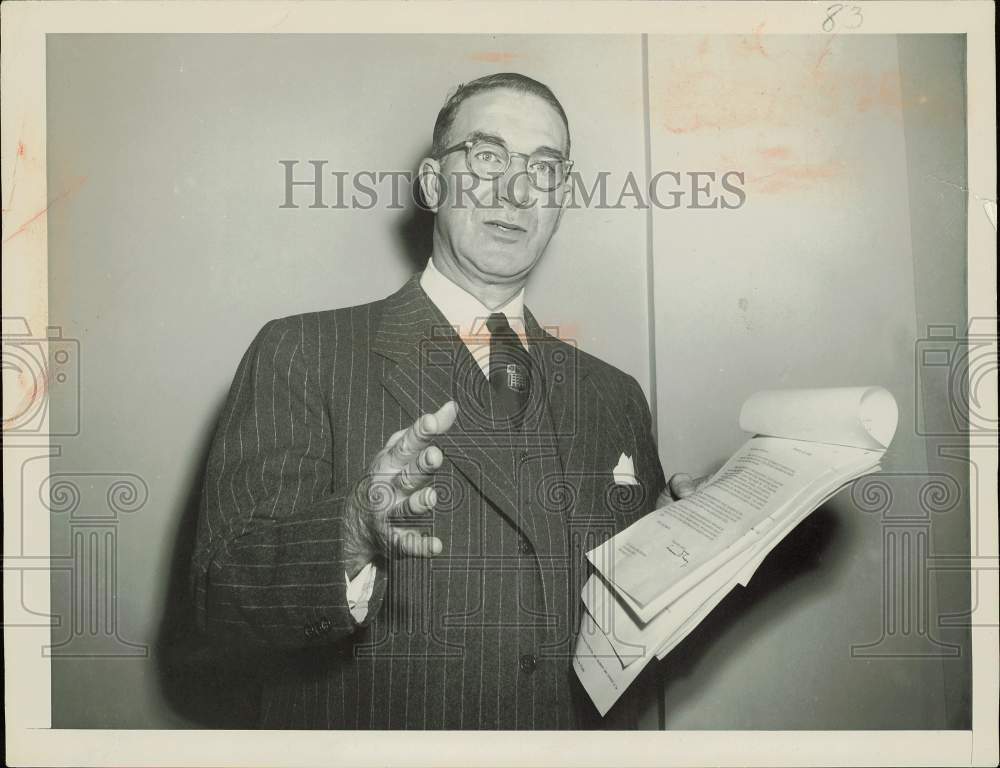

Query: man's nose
(496, 156), (533, 209)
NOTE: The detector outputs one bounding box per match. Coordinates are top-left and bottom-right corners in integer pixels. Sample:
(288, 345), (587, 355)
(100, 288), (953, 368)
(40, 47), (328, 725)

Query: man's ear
(418, 158), (444, 212)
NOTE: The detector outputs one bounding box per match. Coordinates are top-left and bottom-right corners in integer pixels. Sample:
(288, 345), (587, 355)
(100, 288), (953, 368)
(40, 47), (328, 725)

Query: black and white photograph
(3, 2), (997, 766)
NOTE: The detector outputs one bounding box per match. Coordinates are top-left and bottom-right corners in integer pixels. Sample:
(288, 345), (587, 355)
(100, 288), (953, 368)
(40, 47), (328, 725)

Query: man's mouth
(484, 220), (526, 233)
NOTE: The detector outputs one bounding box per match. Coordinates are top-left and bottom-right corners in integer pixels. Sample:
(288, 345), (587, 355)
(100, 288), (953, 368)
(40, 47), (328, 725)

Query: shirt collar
(420, 257), (527, 344)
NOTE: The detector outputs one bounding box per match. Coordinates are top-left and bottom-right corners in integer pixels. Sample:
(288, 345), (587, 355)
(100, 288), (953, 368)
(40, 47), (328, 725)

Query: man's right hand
(343, 400), (459, 578)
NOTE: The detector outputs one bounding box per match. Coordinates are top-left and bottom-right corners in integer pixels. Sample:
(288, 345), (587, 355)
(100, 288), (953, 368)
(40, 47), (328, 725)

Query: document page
(584, 459), (868, 668)
(574, 386), (898, 715)
(739, 385), (898, 450)
(588, 436), (861, 616)
(651, 460), (881, 659)
(583, 549), (748, 667)
(572, 611), (653, 717)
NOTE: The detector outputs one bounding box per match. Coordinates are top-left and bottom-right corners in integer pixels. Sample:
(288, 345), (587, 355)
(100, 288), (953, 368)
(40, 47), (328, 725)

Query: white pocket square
(612, 452), (638, 485)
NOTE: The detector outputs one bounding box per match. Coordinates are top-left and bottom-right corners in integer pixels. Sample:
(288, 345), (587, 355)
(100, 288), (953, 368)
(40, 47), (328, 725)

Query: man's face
(428, 89), (570, 287)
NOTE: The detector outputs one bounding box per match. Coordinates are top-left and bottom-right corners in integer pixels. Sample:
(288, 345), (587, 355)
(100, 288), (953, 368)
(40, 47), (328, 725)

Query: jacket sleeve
(190, 317), (387, 649)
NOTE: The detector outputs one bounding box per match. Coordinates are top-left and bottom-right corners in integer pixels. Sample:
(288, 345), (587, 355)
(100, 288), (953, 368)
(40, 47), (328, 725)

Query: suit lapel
(523, 308), (583, 466)
(374, 276), (523, 531)
(523, 308), (633, 506)
(374, 280), (636, 539)
(524, 307), (639, 649)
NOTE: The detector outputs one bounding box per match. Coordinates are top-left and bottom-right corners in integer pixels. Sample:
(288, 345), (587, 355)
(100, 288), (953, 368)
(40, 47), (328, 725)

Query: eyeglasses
(435, 139), (573, 192)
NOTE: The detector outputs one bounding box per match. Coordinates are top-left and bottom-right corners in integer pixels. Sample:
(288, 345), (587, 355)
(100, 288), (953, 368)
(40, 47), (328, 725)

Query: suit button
(519, 653), (537, 674)
(520, 449), (529, 461)
(518, 536), (534, 555)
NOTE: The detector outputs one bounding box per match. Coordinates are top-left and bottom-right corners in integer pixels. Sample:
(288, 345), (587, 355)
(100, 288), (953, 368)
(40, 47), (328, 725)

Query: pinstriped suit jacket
(190, 274), (666, 729)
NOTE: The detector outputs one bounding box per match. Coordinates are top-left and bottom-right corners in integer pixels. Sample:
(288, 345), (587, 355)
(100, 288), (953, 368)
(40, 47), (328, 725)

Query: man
(191, 72), (690, 729)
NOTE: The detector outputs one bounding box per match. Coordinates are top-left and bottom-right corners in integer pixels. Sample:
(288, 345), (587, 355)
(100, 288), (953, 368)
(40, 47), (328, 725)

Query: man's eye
(530, 161), (558, 177)
(476, 151), (501, 163)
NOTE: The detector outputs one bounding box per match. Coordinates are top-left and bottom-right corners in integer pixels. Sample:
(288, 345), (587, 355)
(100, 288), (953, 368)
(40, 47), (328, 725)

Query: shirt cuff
(345, 562), (377, 623)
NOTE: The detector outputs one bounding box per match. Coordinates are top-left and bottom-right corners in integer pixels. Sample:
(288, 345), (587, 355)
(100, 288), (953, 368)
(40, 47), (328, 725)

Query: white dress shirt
(345, 258), (529, 621)
(419, 255), (528, 372)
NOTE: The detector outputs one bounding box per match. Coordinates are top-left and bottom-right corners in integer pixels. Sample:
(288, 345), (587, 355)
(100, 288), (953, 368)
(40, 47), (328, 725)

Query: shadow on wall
(154, 396), (262, 728)
(395, 188), (435, 273)
(394, 145), (437, 274)
(658, 505), (842, 719)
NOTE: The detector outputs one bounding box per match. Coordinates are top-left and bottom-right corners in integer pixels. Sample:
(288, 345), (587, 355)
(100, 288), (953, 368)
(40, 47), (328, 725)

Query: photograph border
(2, 2), (996, 766)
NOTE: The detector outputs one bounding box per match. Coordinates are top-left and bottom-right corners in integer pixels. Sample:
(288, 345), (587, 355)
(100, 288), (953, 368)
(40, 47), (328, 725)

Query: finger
(393, 445), (443, 493)
(388, 486), (437, 520)
(434, 400), (459, 432)
(383, 401), (459, 471)
(655, 488), (673, 508)
(389, 527), (443, 558)
(669, 473), (696, 500)
(417, 400), (459, 439)
(386, 413), (434, 468)
(384, 427), (408, 449)
(694, 474), (711, 492)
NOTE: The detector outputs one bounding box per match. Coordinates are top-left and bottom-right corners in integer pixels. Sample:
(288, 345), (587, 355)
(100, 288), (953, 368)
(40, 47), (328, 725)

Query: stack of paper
(573, 386), (899, 716)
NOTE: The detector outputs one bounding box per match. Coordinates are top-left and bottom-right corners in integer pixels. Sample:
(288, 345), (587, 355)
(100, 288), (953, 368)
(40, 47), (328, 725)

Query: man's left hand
(654, 472), (709, 508)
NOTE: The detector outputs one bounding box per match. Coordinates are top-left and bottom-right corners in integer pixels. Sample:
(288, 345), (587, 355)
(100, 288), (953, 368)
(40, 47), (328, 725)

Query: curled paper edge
(738, 386), (898, 451)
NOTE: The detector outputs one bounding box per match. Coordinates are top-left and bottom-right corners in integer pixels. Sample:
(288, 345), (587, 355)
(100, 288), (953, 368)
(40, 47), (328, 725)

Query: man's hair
(431, 72), (571, 158)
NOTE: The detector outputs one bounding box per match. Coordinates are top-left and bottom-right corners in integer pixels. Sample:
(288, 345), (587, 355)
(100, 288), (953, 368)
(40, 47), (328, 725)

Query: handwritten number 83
(823, 4), (864, 32)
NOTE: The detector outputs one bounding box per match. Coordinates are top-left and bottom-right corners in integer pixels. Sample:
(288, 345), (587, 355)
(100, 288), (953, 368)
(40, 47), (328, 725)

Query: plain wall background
(647, 34), (970, 728)
(45, 33), (969, 729)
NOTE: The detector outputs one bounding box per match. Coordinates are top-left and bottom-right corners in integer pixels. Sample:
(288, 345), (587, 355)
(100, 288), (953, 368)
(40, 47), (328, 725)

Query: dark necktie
(486, 312), (531, 429)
